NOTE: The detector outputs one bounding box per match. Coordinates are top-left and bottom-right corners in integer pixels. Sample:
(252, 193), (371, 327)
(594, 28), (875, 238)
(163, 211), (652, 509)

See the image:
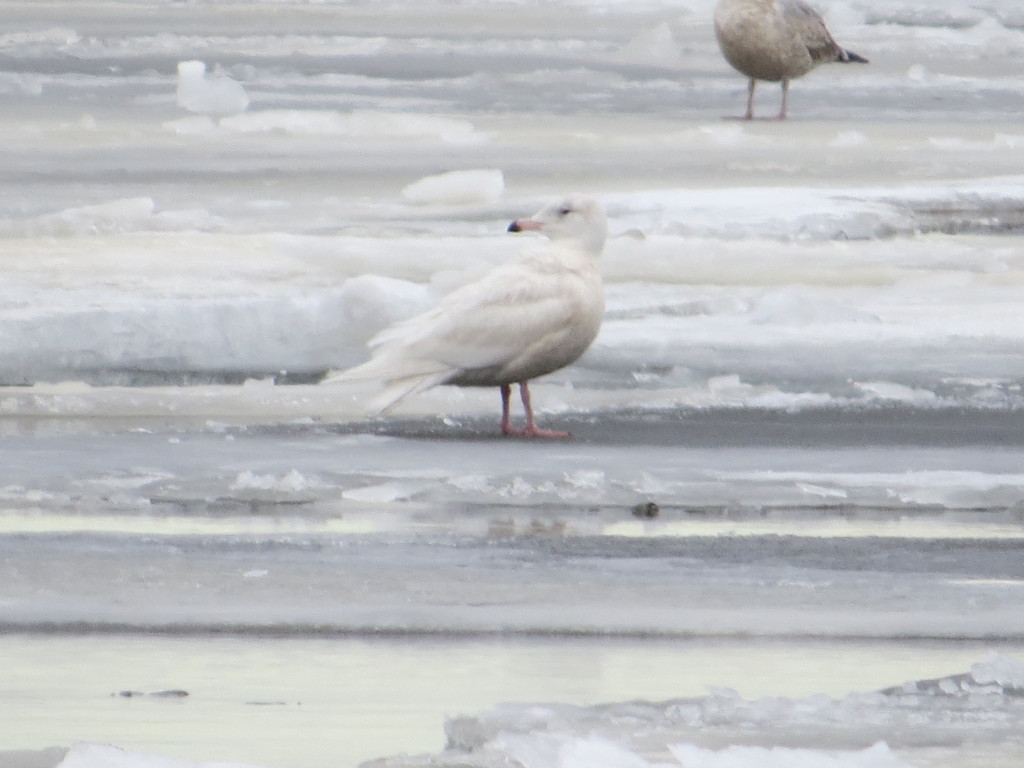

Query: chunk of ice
(616, 23), (682, 67)
(176, 60), (249, 116)
(230, 469), (312, 493)
(401, 169), (505, 206)
(970, 652), (1024, 691)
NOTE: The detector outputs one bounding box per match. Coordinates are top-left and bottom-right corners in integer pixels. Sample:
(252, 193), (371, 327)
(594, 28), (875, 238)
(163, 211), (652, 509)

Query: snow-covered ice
(424, 655), (1024, 766)
(2, 0), (1024, 766)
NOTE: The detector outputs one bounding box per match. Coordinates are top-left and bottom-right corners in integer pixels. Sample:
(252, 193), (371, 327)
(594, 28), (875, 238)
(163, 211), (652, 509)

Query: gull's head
(508, 195), (607, 255)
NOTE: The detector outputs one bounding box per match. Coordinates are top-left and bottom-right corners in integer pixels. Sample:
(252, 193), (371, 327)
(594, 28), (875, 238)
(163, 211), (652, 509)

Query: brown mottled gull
(714, 0), (868, 119)
(327, 196), (607, 438)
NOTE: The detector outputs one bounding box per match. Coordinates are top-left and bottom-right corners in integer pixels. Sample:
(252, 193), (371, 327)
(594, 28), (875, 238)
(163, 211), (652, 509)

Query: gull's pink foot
(499, 383), (570, 439)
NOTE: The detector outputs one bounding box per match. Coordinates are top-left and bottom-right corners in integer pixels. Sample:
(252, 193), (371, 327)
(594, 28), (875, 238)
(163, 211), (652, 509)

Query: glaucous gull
(714, 0), (868, 119)
(328, 195), (607, 438)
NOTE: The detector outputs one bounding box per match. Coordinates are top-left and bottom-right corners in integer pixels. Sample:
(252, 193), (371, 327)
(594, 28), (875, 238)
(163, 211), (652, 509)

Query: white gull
(327, 195), (607, 438)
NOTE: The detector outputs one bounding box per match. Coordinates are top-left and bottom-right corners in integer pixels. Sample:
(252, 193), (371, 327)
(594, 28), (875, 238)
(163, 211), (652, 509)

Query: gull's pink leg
(745, 78), (756, 120)
(517, 381), (569, 438)
(498, 382), (570, 438)
(499, 384), (517, 435)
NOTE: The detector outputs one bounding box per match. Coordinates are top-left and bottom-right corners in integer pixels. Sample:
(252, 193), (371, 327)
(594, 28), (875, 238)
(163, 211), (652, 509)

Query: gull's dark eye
(558, 205), (573, 217)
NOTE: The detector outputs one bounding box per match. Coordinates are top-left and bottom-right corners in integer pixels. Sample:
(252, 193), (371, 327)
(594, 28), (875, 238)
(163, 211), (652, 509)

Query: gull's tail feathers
(840, 48), (868, 64)
(324, 357), (458, 415)
(366, 371), (456, 415)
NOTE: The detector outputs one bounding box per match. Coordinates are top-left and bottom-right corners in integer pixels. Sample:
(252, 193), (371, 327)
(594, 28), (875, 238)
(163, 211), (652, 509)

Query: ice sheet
(369, 655), (1024, 768)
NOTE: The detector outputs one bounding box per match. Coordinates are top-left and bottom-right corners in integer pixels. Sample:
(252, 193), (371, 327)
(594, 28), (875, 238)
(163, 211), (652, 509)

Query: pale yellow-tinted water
(1, 634), (1017, 768)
